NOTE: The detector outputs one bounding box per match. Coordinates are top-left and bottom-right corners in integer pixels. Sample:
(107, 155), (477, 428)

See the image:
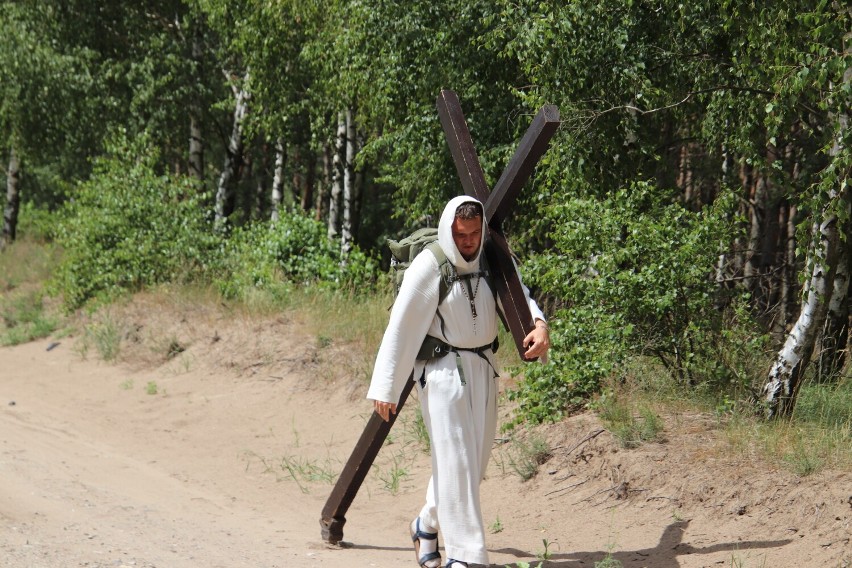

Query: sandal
(445, 560), (468, 568)
(409, 517), (441, 568)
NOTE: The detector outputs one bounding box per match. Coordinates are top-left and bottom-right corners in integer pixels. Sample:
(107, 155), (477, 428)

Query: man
(367, 195), (550, 568)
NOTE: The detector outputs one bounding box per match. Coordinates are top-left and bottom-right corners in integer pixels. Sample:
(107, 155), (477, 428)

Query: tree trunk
(271, 137), (286, 222)
(772, 202), (798, 342)
(301, 150), (316, 212)
(761, 193), (847, 418)
(215, 70), (250, 229)
(188, 26), (205, 184)
(341, 108), (356, 257)
(327, 111), (345, 240)
(815, 48), (852, 383)
(818, 235), (850, 380)
(744, 169), (764, 295)
(2, 146), (21, 249)
(316, 143), (332, 222)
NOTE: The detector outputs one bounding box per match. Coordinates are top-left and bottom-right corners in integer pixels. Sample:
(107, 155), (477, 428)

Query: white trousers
(417, 352), (498, 565)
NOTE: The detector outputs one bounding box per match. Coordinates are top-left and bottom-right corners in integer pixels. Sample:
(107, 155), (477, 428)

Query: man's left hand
(522, 321), (550, 361)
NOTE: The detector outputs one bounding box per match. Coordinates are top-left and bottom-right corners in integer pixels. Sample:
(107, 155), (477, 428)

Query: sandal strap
(411, 518), (438, 542)
(446, 560), (468, 568)
(418, 550), (441, 565)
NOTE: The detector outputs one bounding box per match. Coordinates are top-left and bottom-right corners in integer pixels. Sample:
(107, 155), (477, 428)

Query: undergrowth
(2, 238), (850, 475)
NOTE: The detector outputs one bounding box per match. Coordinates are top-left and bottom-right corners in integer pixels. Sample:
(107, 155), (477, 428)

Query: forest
(1, 0), (850, 424)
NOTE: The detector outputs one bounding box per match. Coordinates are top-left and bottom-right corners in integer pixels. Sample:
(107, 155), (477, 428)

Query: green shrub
(52, 135), (220, 310)
(216, 212), (378, 300)
(508, 182), (737, 425)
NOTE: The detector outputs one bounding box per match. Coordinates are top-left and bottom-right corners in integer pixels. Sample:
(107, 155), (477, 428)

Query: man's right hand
(373, 400), (397, 422)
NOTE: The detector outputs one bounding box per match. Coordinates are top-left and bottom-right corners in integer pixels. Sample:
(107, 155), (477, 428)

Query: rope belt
(416, 335), (499, 386)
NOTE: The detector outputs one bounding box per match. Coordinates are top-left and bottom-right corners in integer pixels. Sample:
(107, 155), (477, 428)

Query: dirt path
(1, 332), (849, 568)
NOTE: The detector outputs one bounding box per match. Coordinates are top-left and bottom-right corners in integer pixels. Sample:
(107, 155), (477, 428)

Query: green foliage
(597, 396), (664, 449)
(0, 290), (57, 346)
(216, 212), (379, 301)
(508, 182), (738, 425)
(52, 135), (220, 310)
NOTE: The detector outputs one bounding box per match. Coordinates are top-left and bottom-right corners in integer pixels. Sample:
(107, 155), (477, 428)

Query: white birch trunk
(188, 29), (204, 183)
(270, 137), (286, 222)
(762, 212), (841, 418)
(327, 111), (345, 240)
(762, 51), (852, 416)
(2, 146), (21, 249)
(340, 108), (356, 257)
(215, 70), (250, 229)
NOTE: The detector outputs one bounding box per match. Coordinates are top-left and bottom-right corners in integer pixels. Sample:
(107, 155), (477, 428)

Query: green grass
(505, 432), (553, 481)
(0, 239), (62, 346)
(597, 395), (664, 449)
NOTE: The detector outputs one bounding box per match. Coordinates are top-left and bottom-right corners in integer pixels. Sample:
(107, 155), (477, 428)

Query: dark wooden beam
(485, 105), (560, 225)
(484, 229), (537, 360)
(436, 90), (490, 204)
(319, 376), (416, 544)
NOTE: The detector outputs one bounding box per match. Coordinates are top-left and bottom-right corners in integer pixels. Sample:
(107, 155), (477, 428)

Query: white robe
(367, 195), (545, 565)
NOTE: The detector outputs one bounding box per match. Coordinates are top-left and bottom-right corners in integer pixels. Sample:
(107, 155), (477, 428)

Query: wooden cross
(319, 90), (559, 544)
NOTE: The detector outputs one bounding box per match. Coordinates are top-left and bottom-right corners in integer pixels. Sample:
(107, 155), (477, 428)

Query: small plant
(490, 516), (504, 534)
(412, 406), (431, 453)
(145, 381), (158, 395)
(376, 452), (409, 495)
(537, 538), (555, 561)
(120, 379), (134, 390)
(277, 454), (337, 493)
(507, 433), (552, 481)
(595, 553), (623, 568)
(598, 397), (663, 448)
(79, 314), (123, 362)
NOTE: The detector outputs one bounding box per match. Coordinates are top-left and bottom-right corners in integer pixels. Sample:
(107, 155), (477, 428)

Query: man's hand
(373, 399), (398, 422)
(522, 320), (550, 361)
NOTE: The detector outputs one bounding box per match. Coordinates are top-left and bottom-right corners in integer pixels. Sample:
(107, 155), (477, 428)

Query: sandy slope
(1, 313), (849, 568)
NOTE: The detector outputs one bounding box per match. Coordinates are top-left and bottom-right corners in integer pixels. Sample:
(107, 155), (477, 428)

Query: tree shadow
(489, 520), (794, 568)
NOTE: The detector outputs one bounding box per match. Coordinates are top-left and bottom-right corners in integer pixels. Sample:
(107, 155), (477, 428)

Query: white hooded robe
(367, 195), (545, 565)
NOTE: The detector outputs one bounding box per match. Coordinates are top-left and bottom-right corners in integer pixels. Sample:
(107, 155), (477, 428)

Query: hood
(437, 195), (487, 273)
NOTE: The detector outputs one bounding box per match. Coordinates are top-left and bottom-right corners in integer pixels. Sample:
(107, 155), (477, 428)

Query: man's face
(451, 216), (483, 261)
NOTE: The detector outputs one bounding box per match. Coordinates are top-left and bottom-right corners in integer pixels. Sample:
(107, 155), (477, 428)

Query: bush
(216, 212), (379, 300)
(52, 136), (220, 310)
(507, 182), (738, 425)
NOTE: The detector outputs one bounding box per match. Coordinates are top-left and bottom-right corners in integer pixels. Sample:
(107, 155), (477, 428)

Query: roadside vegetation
(2, 221), (848, 476)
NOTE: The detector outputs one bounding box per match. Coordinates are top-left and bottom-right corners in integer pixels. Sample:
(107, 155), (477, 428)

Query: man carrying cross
(367, 194), (550, 568)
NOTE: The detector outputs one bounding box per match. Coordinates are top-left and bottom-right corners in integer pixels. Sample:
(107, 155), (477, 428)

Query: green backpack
(387, 226), (494, 304)
(387, 228), (454, 304)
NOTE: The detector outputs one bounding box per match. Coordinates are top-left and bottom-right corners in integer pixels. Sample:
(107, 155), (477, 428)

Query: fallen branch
(552, 429), (605, 456)
(545, 478), (589, 497)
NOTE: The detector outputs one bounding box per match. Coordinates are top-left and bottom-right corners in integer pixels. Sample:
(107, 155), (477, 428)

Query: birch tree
(340, 108), (358, 257)
(327, 112), (345, 240)
(2, 147), (20, 248)
(215, 70), (250, 229)
(761, 12), (852, 417)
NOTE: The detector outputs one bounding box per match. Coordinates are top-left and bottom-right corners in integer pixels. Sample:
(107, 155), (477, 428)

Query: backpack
(387, 227), (455, 304)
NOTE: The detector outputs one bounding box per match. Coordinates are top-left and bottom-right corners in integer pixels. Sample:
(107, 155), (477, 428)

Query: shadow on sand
(489, 520), (793, 568)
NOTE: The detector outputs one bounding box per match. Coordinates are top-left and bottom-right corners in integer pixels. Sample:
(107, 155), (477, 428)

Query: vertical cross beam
(437, 90), (559, 358)
(320, 91), (558, 543)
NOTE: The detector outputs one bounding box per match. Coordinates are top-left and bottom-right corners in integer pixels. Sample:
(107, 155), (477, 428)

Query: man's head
(452, 202), (483, 261)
